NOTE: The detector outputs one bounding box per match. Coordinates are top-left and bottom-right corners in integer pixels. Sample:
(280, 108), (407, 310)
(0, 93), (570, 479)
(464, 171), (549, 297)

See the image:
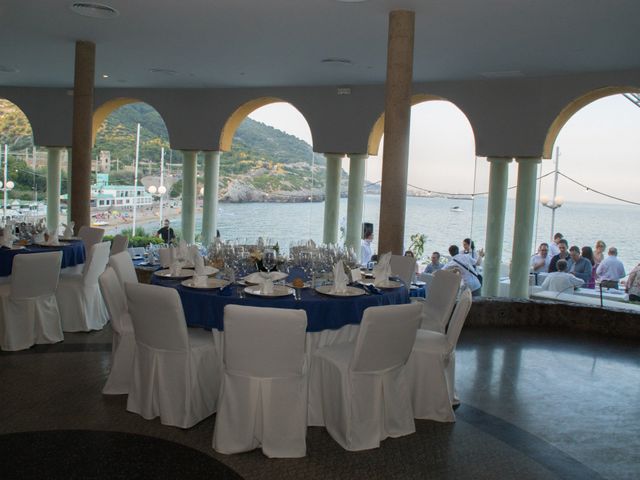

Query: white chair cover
(125, 282), (220, 428)
(99, 267), (135, 394)
(0, 251), (63, 351)
(415, 268), (460, 332)
(109, 234), (129, 256)
(57, 242), (110, 332)
(390, 254), (417, 284)
(108, 251), (139, 287)
(309, 302), (421, 451)
(213, 305), (308, 457)
(158, 248), (172, 268)
(405, 289), (472, 421)
(78, 226), (105, 270)
(127, 247), (145, 258)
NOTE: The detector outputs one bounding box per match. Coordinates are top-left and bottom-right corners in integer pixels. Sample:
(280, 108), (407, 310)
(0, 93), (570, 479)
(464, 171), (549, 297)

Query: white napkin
(33, 231), (46, 244)
(194, 274), (208, 287)
(350, 267), (362, 283)
(373, 252), (392, 286)
(62, 221), (74, 238)
(194, 255), (206, 276)
(1, 225), (15, 248)
(48, 229), (59, 245)
(190, 245), (203, 271)
(331, 260), (349, 294)
(261, 273), (274, 294)
(178, 239), (189, 261)
(170, 260), (183, 277)
(306, 239), (316, 249)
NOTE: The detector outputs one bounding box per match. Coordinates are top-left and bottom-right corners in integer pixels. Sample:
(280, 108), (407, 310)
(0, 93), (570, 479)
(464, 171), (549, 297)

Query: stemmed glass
(263, 248), (276, 272)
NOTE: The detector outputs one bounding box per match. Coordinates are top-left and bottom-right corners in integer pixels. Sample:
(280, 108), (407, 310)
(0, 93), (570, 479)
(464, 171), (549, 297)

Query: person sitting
(530, 243), (551, 273)
(540, 259), (584, 293)
(548, 239), (569, 272)
(424, 251), (443, 274)
(593, 240), (606, 266)
(581, 246), (596, 289)
(626, 262), (640, 302)
(156, 219), (176, 244)
(462, 238), (484, 266)
(360, 223), (374, 266)
(443, 245), (481, 297)
(596, 247), (626, 287)
(566, 245), (592, 285)
(549, 232), (564, 257)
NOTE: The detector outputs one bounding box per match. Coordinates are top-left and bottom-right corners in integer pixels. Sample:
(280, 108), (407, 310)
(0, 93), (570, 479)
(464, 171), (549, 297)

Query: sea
(131, 194), (639, 271)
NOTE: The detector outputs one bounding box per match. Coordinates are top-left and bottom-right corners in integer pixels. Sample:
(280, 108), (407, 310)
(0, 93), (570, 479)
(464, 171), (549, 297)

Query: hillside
(0, 100), (341, 202)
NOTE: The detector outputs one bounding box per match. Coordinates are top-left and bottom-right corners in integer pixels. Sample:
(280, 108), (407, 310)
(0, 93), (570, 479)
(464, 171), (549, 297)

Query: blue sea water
(134, 195), (639, 271)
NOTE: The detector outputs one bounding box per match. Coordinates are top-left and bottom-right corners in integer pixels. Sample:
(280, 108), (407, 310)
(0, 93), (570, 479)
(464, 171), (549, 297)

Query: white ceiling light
(69, 2), (119, 19)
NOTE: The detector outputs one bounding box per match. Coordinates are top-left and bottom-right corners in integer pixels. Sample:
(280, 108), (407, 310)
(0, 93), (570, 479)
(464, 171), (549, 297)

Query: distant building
(97, 151), (111, 173)
(61, 173), (153, 210)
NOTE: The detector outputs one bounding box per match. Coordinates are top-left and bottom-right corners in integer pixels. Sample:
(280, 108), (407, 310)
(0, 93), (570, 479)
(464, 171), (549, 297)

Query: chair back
(350, 302), (421, 373)
(424, 268), (460, 329)
(445, 289), (473, 352)
(78, 226), (105, 255)
(127, 247), (145, 258)
(158, 248), (172, 267)
(109, 251), (139, 286)
(110, 234), (129, 256)
(99, 267), (130, 334)
(11, 251), (62, 299)
(82, 242), (110, 285)
(390, 254), (417, 284)
(223, 305), (307, 377)
(125, 282), (188, 352)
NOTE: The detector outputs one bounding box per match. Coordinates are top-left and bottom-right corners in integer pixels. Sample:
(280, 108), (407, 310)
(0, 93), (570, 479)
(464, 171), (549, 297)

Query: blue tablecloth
(152, 275), (410, 332)
(0, 240), (86, 276)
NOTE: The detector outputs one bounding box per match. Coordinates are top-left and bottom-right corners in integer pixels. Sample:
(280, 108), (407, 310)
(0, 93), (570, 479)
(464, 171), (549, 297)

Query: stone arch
(219, 97), (311, 152)
(0, 98), (34, 147)
(366, 93), (474, 155)
(543, 86), (640, 159)
(92, 97), (169, 146)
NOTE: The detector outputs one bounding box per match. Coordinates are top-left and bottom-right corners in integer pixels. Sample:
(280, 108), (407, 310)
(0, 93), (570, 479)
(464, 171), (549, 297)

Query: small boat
(450, 206), (463, 212)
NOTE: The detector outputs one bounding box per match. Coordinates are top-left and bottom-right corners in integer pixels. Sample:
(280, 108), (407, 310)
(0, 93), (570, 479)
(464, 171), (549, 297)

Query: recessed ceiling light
(321, 58), (353, 66)
(149, 68), (178, 75)
(102, 74), (109, 78)
(69, 2), (119, 19)
(0, 65), (19, 73)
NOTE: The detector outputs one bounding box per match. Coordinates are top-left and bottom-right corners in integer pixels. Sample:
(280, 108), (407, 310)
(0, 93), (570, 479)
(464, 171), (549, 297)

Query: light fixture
(199, 187), (205, 195)
(321, 58), (353, 66)
(157, 185), (167, 195)
(69, 2), (119, 19)
(147, 185), (157, 194)
(102, 74), (109, 78)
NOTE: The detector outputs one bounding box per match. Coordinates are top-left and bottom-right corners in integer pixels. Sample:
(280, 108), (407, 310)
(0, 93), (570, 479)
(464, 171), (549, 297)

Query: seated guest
(626, 263), (640, 302)
(424, 251), (443, 274)
(548, 239), (569, 272)
(593, 240), (606, 266)
(581, 246), (596, 288)
(360, 223), (374, 266)
(443, 245), (481, 297)
(567, 245), (592, 285)
(530, 243), (551, 273)
(549, 232), (564, 257)
(540, 259), (584, 292)
(596, 247), (626, 286)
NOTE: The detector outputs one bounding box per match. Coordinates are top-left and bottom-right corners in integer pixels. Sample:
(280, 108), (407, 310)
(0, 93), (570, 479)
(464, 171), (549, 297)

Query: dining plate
(34, 242), (69, 247)
(244, 284), (294, 297)
(181, 278), (229, 290)
(315, 285), (366, 297)
(359, 279), (403, 289)
(243, 271), (288, 285)
(153, 268), (195, 280)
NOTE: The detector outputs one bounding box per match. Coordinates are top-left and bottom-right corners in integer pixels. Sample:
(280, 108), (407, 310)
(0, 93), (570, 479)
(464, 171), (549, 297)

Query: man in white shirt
(540, 259), (584, 293)
(360, 222), (374, 266)
(530, 243), (551, 273)
(596, 247), (626, 284)
(548, 232), (564, 257)
(443, 245), (481, 296)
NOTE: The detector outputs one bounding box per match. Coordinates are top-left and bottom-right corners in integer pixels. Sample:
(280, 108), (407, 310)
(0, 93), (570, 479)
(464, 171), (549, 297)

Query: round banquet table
(151, 275), (410, 332)
(0, 240), (86, 277)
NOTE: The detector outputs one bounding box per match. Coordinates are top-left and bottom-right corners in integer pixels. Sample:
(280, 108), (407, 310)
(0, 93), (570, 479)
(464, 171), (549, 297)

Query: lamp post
(540, 146), (563, 241)
(147, 184), (167, 226)
(0, 180), (15, 222)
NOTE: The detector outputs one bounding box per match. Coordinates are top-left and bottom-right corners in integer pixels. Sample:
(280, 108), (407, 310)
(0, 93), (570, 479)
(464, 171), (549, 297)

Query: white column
(509, 157), (541, 298)
(180, 151), (198, 244)
(323, 153), (342, 245)
(201, 151), (220, 246)
(46, 147), (63, 233)
(345, 154), (367, 252)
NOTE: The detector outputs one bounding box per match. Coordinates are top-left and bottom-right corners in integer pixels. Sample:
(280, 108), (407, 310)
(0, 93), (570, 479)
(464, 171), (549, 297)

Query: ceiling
(1, 0), (639, 89)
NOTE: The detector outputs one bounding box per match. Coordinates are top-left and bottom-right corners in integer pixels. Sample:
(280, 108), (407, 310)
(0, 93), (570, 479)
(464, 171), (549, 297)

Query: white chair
(213, 305), (308, 458)
(0, 252), (63, 351)
(99, 267), (135, 394)
(125, 282), (220, 428)
(412, 268), (461, 333)
(78, 225), (105, 260)
(127, 247), (145, 259)
(57, 242), (110, 332)
(405, 289), (472, 422)
(309, 302), (421, 451)
(390, 254), (417, 284)
(158, 248), (172, 267)
(109, 251), (139, 287)
(109, 234), (129, 256)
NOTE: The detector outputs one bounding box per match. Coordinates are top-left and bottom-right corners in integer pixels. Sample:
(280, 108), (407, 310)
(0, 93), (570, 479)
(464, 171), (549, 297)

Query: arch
(219, 97), (295, 152)
(543, 86), (640, 159)
(92, 97), (169, 147)
(367, 93), (458, 155)
(0, 98), (34, 147)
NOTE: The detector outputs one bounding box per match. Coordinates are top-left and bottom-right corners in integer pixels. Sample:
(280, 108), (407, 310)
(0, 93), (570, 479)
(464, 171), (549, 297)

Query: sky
(249, 94), (640, 206)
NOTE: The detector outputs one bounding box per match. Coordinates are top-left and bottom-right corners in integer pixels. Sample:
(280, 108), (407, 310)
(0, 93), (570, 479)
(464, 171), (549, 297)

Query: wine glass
(263, 248), (276, 272)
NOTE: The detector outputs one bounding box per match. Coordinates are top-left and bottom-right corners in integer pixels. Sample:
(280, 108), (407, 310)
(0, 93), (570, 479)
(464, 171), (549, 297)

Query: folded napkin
(194, 274), (208, 287)
(169, 260), (183, 277)
(261, 273), (274, 294)
(62, 221), (74, 238)
(33, 231), (46, 244)
(350, 268), (362, 283)
(373, 252), (392, 287)
(194, 254), (206, 275)
(331, 260), (349, 294)
(1, 225), (15, 248)
(178, 240), (189, 261)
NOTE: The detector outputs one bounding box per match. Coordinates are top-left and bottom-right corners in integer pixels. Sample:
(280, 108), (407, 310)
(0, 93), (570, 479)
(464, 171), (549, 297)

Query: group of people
(531, 233), (639, 299)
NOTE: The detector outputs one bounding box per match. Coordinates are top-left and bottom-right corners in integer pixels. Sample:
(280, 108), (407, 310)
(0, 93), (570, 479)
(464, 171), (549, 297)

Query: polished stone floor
(1, 325), (638, 479)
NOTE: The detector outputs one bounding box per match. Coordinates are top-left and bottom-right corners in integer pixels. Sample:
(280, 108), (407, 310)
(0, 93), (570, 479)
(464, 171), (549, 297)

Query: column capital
(515, 156), (541, 164)
(486, 156), (513, 164)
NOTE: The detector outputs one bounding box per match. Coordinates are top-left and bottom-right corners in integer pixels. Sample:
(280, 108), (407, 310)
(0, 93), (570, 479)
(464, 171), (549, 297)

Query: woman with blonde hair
(594, 240), (606, 266)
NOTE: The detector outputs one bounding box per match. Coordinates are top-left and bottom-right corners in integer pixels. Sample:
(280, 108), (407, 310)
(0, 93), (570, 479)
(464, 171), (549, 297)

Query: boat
(450, 206), (463, 212)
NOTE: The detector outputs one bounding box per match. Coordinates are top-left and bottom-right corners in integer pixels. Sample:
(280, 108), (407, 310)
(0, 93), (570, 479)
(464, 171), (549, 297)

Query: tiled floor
(1, 325), (638, 479)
